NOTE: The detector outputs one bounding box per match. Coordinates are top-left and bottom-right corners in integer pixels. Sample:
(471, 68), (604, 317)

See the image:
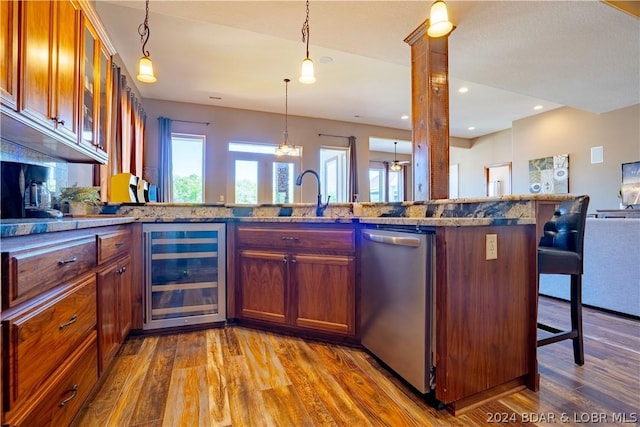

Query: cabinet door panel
(52, 0), (79, 138)
(1, 0), (18, 107)
(239, 250), (287, 323)
(118, 256), (132, 339)
(294, 254), (355, 334)
(21, 0), (53, 123)
(97, 262), (119, 373)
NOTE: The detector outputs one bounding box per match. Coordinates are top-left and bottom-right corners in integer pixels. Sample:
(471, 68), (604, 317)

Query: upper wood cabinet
(0, 0), (114, 164)
(79, 16), (111, 158)
(0, 0), (19, 109)
(20, 0), (79, 140)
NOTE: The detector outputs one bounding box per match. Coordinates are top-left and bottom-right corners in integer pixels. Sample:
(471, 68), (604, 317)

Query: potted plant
(59, 185), (102, 215)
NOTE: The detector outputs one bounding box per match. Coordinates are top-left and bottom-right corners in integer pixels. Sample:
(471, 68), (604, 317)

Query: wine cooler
(143, 223), (226, 330)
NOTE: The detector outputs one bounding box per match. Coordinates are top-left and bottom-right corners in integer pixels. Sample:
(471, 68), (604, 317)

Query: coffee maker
(1, 161), (62, 219)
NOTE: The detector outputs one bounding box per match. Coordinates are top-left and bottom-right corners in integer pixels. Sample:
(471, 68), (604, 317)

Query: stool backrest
(539, 195), (590, 255)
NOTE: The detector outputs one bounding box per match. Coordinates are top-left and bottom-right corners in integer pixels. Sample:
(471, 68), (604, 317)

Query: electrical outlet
(486, 234), (498, 260)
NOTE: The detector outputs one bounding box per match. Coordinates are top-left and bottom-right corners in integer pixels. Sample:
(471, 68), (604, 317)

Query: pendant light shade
(299, 0), (316, 84)
(300, 58), (316, 84)
(427, 0), (454, 38)
(137, 56), (156, 83)
(137, 0), (157, 83)
(390, 141), (403, 171)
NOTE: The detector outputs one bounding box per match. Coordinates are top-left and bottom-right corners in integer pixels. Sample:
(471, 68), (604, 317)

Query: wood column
(405, 21), (451, 201)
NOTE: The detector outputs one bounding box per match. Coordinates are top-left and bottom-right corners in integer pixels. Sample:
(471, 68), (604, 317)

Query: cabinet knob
(282, 256), (288, 264)
(291, 257), (297, 264)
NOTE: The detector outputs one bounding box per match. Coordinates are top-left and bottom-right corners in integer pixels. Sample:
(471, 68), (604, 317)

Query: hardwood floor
(75, 297), (639, 426)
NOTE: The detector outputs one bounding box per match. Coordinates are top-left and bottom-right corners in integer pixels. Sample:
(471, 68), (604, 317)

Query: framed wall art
(528, 154), (569, 194)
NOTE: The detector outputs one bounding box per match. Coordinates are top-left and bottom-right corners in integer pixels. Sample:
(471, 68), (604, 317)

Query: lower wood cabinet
(1, 224), (133, 426)
(234, 224), (356, 338)
(96, 228), (132, 374)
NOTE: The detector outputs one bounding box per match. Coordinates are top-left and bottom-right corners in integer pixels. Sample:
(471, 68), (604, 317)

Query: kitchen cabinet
(0, 0), (18, 109)
(79, 15), (111, 158)
(234, 224), (356, 338)
(96, 228), (132, 373)
(0, 0), (114, 163)
(20, 0), (80, 140)
(1, 229), (100, 426)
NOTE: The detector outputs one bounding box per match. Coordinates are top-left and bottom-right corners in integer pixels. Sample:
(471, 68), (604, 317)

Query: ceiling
(95, 1), (639, 150)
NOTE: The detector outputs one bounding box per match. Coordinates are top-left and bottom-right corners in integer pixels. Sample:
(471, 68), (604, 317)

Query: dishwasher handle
(362, 230), (422, 248)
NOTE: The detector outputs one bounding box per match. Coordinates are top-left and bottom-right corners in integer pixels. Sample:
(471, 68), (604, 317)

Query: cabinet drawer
(237, 227), (355, 252)
(2, 236), (96, 308)
(97, 228), (131, 264)
(13, 332), (98, 427)
(5, 275), (97, 410)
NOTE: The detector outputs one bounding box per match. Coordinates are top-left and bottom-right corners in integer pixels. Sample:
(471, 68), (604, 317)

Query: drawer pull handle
(58, 384), (79, 407)
(118, 266), (127, 274)
(58, 256), (78, 265)
(114, 242), (125, 247)
(281, 236), (300, 241)
(59, 314), (78, 330)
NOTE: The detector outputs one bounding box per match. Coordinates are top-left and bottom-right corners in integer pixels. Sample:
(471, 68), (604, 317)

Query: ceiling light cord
(284, 78), (290, 144)
(138, 0), (151, 58)
(301, 0), (310, 59)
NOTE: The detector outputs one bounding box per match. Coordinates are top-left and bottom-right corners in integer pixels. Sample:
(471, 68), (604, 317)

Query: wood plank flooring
(75, 297), (639, 426)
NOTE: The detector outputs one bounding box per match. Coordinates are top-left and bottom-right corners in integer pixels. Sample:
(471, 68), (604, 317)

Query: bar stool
(537, 195), (590, 366)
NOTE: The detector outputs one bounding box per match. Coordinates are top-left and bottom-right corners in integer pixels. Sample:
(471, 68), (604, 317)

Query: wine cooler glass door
(143, 223), (226, 330)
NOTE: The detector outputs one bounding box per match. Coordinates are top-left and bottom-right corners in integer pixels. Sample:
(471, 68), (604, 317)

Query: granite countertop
(0, 215), (136, 238)
(1, 194), (564, 237)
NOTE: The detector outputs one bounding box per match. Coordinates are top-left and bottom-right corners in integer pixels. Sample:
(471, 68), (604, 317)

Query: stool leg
(570, 274), (584, 365)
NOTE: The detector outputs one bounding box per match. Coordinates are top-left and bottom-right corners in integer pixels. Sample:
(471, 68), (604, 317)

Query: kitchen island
(0, 195), (569, 416)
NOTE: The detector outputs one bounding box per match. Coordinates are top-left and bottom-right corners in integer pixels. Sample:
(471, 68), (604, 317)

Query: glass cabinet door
(81, 23), (96, 147)
(143, 223), (226, 330)
(96, 47), (110, 152)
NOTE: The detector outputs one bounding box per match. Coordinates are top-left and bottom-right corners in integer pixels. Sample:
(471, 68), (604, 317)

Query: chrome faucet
(295, 169), (330, 216)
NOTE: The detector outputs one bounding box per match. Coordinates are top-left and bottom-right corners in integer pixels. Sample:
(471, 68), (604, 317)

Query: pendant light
(137, 0), (157, 83)
(299, 0), (316, 84)
(276, 79), (299, 156)
(390, 141), (403, 171)
(427, 0), (454, 38)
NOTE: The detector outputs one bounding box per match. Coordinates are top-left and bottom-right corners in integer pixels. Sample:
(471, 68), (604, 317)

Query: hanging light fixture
(390, 141), (403, 171)
(137, 0), (157, 83)
(299, 0), (316, 84)
(427, 0), (454, 38)
(276, 79), (299, 157)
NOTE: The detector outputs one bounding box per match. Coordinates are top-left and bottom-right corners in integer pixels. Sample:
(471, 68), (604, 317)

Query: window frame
(171, 132), (205, 203)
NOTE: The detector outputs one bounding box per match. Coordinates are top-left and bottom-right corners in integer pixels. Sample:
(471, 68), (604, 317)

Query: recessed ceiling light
(458, 87), (469, 93)
(534, 105), (543, 110)
(320, 56), (333, 64)
(401, 115), (409, 120)
(209, 96), (222, 100)
(468, 126), (476, 130)
(354, 115), (361, 118)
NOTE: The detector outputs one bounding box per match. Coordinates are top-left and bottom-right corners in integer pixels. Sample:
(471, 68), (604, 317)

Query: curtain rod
(172, 119), (210, 126)
(318, 133), (350, 139)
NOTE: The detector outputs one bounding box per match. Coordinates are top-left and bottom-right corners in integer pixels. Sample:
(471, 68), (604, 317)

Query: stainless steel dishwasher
(361, 225), (435, 394)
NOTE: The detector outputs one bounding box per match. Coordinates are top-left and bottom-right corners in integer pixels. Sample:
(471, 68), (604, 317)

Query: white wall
(451, 105), (640, 213)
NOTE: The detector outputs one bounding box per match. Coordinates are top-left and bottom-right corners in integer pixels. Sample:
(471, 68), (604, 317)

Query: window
(171, 133), (204, 203)
(320, 147), (348, 203)
(369, 162), (385, 202)
(228, 142), (301, 204)
(369, 161), (405, 202)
